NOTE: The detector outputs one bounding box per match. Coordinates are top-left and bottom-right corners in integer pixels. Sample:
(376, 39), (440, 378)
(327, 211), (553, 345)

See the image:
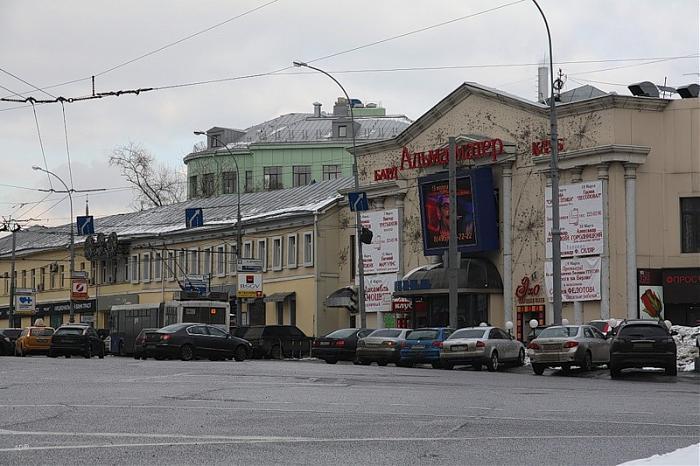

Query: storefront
(661, 268), (700, 326)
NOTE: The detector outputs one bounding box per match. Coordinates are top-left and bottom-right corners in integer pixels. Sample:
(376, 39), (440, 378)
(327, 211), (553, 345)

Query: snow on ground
(617, 443), (699, 465)
(672, 325), (699, 372)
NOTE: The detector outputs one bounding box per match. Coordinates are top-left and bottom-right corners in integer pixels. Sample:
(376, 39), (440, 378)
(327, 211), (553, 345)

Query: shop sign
(360, 209), (400, 274)
(532, 138), (565, 156)
(71, 278), (89, 300)
(364, 274), (397, 313)
(545, 257), (601, 302)
(515, 276), (545, 305)
(237, 273), (263, 298)
(373, 139), (504, 181)
(662, 268), (700, 304)
(638, 269), (664, 319)
(394, 278), (432, 292)
(14, 289), (36, 315)
(34, 299), (97, 316)
(545, 181), (603, 258)
(391, 297), (412, 312)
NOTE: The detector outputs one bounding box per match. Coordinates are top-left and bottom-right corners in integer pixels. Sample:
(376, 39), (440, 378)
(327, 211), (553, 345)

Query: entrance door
(50, 311), (61, 328)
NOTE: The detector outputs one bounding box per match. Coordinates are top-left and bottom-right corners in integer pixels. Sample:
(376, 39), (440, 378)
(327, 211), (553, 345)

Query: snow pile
(617, 443), (699, 465)
(672, 325), (699, 372)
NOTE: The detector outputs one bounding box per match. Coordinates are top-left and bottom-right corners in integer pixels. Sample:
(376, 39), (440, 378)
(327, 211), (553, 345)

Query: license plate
(366, 343), (379, 347)
(633, 342), (653, 350)
(320, 342), (330, 346)
(36, 339), (48, 343)
(451, 345), (466, 351)
(413, 345), (425, 349)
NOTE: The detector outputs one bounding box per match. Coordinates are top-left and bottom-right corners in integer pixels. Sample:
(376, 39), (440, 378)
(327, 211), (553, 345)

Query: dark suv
(0, 329), (22, 356)
(609, 319), (677, 378)
(234, 325), (311, 359)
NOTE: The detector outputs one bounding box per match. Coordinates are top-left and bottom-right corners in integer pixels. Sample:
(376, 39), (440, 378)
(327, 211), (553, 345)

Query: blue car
(399, 327), (453, 368)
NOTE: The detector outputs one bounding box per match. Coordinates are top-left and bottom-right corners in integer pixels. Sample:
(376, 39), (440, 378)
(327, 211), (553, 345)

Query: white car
(440, 326), (525, 371)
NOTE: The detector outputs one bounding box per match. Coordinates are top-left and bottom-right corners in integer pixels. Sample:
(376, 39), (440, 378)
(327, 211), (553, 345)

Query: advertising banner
(662, 268), (700, 304)
(638, 269), (664, 319)
(364, 274), (398, 313)
(418, 166), (498, 256)
(237, 273), (263, 298)
(545, 257), (601, 302)
(14, 289), (36, 315)
(71, 278), (89, 300)
(360, 209), (400, 274)
(545, 181), (604, 258)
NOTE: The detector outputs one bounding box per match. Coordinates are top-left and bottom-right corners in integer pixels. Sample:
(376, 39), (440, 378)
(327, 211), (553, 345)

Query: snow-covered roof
(0, 177), (354, 256)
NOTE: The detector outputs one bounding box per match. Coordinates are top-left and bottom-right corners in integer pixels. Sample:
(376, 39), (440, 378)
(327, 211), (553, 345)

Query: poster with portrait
(420, 175), (476, 250)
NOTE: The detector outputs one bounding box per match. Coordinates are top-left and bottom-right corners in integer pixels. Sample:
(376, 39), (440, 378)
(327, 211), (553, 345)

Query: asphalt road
(0, 355), (698, 465)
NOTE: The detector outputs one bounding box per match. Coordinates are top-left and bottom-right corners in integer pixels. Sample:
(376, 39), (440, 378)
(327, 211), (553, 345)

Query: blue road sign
(348, 192), (369, 212)
(185, 208), (203, 228)
(76, 216), (94, 235)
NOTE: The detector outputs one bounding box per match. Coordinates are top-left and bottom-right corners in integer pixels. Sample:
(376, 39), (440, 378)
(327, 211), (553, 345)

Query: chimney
(313, 102), (322, 117)
(537, 64), (548, 103)
(333, 97), (348, 116)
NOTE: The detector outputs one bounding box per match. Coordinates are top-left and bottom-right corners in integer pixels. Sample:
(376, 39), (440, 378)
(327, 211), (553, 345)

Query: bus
(109, 300), (230, 356)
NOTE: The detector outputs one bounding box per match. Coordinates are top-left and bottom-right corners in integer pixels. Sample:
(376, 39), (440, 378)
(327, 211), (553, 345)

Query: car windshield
(234, 327), (263, 339)
(539, 326), (580, 338)
(159, 324), (187, 333)
(55, 327), (85, 336)
(30, 328), (54, 336)
(407, 330), (439, 340)
(325, 329), (357, 339)
(449, 329), (487, 340)
(618, 325), (667, 338)
(369, 329), (402, 338)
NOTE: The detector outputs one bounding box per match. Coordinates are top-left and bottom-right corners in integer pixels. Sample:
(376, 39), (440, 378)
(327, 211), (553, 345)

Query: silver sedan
(527, 325), (610, 375)
(356, 328), (412, 366)
(440, 327), (525, 371)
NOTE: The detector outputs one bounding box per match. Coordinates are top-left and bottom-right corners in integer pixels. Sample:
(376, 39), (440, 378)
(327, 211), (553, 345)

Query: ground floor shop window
(400, 294), (489, 328)
(248, 299), (265, 325)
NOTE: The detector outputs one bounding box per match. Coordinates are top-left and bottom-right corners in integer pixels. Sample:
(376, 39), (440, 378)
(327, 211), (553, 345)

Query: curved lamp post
(292, 61), (367, 328)
(531, 0), (563, 325)
(32, 165), (76, 323)
(193, 131), (243, 327)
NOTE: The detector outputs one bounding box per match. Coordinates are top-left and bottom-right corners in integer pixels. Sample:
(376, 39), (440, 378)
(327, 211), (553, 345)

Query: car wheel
(233, 346), (248, 362)
(48, 350), (56, 358)
(84, 345), (92, 359)
(324, 359), (337, 365)
(99, 347), (105, 359)
(133, 353), (141, 360)
(666, 364), (677, 376)
(532, 363), (545, 375)
(431, 361), (442, 369)
(517, 349), (525, 367)
(270, 345), (282, 360)
(352, 356), (361, 365)
(18, 345), (25, 357)
(560, 365), (571, 375)
(398, 361), (413, 368)
(180, 344), (194, 361)
(486, 352), (499, 372)
(377, 361), (388, 366)
(65, 354), (71, 359)
(582, 352), (593, 372)
(118, 341), (126, 357)
(610, 365), (621, 379)
(442, 361), (453, 370)
(473, 362), (483, 371)
(359, 359), (371, 366)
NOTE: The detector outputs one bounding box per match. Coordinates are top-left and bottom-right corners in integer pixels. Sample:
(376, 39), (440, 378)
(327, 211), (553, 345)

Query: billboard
(418, 166), (498, 255)
(360, 209), (400, 274)
(545, 257), (601, 302)
(638, 269), (664, 319)
(363, 274), (398, 313)
(237, 273), (263, 298)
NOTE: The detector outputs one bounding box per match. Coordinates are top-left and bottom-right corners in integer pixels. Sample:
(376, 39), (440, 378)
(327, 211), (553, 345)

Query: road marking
(0, 433), (696, 452)
(0, 404), (696, 428)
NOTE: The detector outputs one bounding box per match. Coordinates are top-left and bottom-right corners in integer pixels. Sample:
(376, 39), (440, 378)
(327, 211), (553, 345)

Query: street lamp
(292, 61), (368, 328)
(32, 165), (76, 323)
(193, 131), (243, 327)
(531, 0), (563, 325)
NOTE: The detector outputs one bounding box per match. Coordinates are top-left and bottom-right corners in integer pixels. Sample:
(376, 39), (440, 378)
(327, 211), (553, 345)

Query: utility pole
(2, 218), (29, 328)
(448, 138), (459, 329)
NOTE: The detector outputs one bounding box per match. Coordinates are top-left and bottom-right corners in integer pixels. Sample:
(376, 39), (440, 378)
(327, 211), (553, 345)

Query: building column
(374, 197), (385, 328)
(597, 163), (610, 320)
(502, 162), (514, 325)
(624, 164), (638, 320)
(570, 167), (584, 324)
(544, 172), (554, 325)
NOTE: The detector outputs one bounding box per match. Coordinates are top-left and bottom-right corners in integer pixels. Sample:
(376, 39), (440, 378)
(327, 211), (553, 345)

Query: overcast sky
(1, 0), (698, 229)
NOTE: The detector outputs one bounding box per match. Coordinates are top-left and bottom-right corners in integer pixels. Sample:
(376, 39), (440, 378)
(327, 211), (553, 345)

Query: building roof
(0, 177), (354, 256)
(555, 84), (608, 103)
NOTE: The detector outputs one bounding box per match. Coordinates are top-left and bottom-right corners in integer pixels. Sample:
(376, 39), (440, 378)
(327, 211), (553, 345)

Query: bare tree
(109, 142), (184, 209)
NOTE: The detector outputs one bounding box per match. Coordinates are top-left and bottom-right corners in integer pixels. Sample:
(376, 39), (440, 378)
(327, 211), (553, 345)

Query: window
(681, 197), (700, 253)
(322, 164), (341, 180)
(245, 170), (253, 192)
(130, 255), (139, 282)
(293, 165), (311, 187)
(3, 273), (7, 295)
(50, 269), (56, 289)
(60, 265), (65, 288)
(222, 171), (237, 194)
(178, 250), (186, 277)
(154, 252), (162, 281)
(287, 234), (297, 268)
(263, 166), (282, 190)
(21, 270), (26, 288)
(272, 237), (283, 271)
(290, 299), (296, 326)
(210, 134), (222, 148)
(216, 245), (226, 276)
(303, 232), (313, 266)
(201, 173), (215, 197)
(243, 241), (253, 260)
(203, 248), (212, 276)
(30, 269), (36, 290)
(166, 252), (175, 281)
(189, 176), (198, 197)
(257, 239), (267, 271)
(338, 125), (347, 137)
(189, 249), (199, 275)
(276, 302), (284, 324)
(228, 244), (237, 275)
(142, 253), (151, 282)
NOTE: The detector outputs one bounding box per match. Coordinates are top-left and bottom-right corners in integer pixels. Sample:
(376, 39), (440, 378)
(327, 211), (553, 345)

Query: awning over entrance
(394, 258), (503, 297)
(325, 286), (357, 311)
(263, 292), (296, 303)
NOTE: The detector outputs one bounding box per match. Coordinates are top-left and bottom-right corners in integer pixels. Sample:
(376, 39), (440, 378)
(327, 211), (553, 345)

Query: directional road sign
(77, 216), (94, 235)
(348, 192), (369, 212)
(185, 208), (203, 228)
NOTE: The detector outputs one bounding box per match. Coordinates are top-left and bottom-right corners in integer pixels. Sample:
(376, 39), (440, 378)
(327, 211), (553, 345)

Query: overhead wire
(60, 102), (74, 188)
(30, 102), (52, 189)
(0, 66), (56, 99)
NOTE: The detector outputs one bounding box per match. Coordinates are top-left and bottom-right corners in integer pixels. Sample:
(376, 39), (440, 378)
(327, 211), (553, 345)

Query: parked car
(526, 325), (550, 344)
(145, 323), (252, 361)
(355, 328), (412, 366)
(399, 327), (453, 368)
(440, 327), (525, 371)
(609, 319), (677, 378)
(0, 329), (21, 356)
(588, 319), (622, 337)
(312, 328), (374, 364)
(133, 328), (158, 360)
(15, 326), (55, 356)
(0, 328), (23, 355)
(527, 325), (610, 375)
(233, 325), (312, 359)
(49, 324), (105, 359)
